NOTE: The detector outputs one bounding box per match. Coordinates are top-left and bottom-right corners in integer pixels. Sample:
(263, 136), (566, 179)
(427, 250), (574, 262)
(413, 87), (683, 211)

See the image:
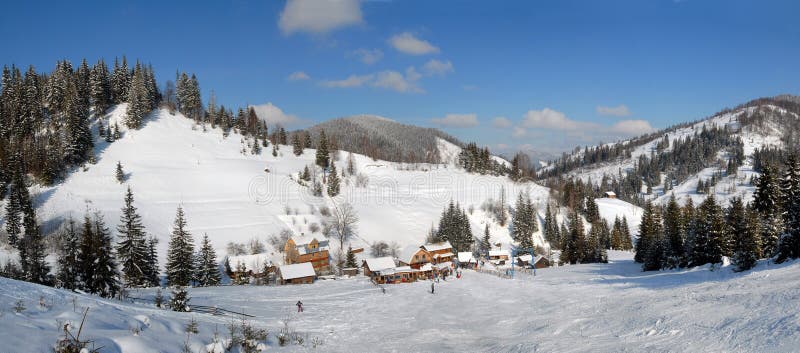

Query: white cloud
(279, 0), (363, 35)
(512, 126), (528, 138)
(351, 48), (383, 64)
(521, 108), (595, 131)
(388, 32), (440, 55)
(422, 59), (454, 76)
(431, 113), (479, 128)
(319, 68), (423, 93)
(249, 103), (301, 126)
(372, 70), (423, 93)
(319, 74), (375, 88)
(491, 116), (512, 129)
(596, 104), (632, 117)
(287, 71), (310, 81)
(609, 119), (656, 135)
(495, 143), (510, 150)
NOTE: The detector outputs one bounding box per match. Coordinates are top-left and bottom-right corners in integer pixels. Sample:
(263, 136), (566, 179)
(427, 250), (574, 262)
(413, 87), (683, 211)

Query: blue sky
(2, 0), (799, 158)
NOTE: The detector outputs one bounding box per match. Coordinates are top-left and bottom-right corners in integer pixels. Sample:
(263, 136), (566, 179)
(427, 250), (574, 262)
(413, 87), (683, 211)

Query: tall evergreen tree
(689, 195), (726, 266)
(292, 133), (303, 156)
(345, 246), (358, 269)
(166, 206), (195, 286)
(116, 186), (147, 287)
(316, 130), (330, 169)
(56, 217), (81, 290)
(562, 212), (586, 264)
(663, 195), (685, 266)
(777, 156), (800, 261)
(79, 213), (120, 297)
(194, 234), (220, 287)
(731, 202), (761, 271)
(19, 204), (50, 285)
(327, 163), (341, 197)
(143, 236), (160, 287)
(752, 165), (782, 257)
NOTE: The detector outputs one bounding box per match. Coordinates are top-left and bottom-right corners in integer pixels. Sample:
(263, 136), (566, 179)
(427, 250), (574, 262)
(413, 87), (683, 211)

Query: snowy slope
(2, 254), (799, 352)
(562, 103), (796, 207)
(17, 105), (549, 266)
(595, 198), (643, 235)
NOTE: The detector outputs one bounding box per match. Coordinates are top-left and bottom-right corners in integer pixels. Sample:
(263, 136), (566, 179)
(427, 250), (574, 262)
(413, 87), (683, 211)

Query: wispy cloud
(388, 32), (440, 55)
(596, 104), (632, 117)
(319, 68), (423, 93)
(431, 113), (479, 128)
(278, 0), (363, 35)
(351, 48), (383, 64)
(287, 71), (310, 81)
(249, 103), (302, 126)
(491, 116), (512, 128)
(422, 59), (453, 76)
(319, 74), (375, 88)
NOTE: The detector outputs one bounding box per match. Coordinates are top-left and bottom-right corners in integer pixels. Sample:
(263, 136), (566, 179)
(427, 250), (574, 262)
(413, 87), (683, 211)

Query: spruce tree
(195, 234), (220, 287)
(19, 204), (50, 285)
(777, 156), (800, 262)
(345, 246), (358, 268)
(4, 164), (24, 246)
(481, 224), (492, 256)
(346, 152), (357, 176)
(327, 163), (341, 197)
(563, 212), (586, 264)
(620, 216), (633, 250)
(166, 206), (195, 287)
(80, 212), (120, 297)
(116, 161), (125, 183)
(292, 133), (303, 156)
(116, 186), (147, 287)
(56, 217), (81, 290)
(642, 205), (666, 271)
(752, 165), (782, 257)
(731, 203), (760, 271)
(143, 236), (160, 287)
(315, 130), (330, 169)
(663, 195), (685, 266)
(690, 195), (725, 266)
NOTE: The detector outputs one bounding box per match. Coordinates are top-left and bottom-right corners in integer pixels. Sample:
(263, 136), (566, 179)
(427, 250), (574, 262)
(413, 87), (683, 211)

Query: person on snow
(296, 300), (303, 312)
(431, 281), (435, 294)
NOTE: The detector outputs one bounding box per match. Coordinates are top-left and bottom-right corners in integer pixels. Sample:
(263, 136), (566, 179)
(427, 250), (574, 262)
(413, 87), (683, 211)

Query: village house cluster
(225, 233), (551, 286)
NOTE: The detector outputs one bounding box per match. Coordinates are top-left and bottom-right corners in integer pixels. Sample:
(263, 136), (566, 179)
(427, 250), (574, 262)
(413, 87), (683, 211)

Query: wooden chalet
(278, 262), (316, 285)
(457, 252), (478, 269)
(397, 245), (433, 269)
(603, 191), (617, 199)
(489, 249), (511, 265)
(421, 241), (455, 265)
(515, 254), (551, 269)
(284, 234), (331, 274)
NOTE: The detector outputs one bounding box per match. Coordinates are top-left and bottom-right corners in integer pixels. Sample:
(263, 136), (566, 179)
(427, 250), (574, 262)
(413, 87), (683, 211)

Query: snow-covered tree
(116, 186), (148, 287)
(315, 130), (330, 169)
(166, 206), (195, 287)
(327, 163), (341, 197)
(56, 217), (81, 290)
(195, 234), (220, 287)
(116, 161), (125, 183)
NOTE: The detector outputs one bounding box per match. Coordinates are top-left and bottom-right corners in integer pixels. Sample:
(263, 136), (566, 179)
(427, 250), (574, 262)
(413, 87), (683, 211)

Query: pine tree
(116, 186), (147, 287)
(143, 236), (160, 287)
(301, 165), (311, 181)
(278, 127), (287, 145)
(166, 206), (195, 287)
(19, 203), (50, 285)
(315, 130), (330, 169)
(563, 212), (586, 264)
(620, 216), (633, 250)
(752, 165), (782, 257)
(327, 163), (341, 197)
(732, 203), (761, 271)
(64, 81), (93, 164)
(345, 246), (358, 268)
(169, 287), (190, 312)
(638, 202), (666, 271)
(303, 130), (312, 148)
(775, 156), (800, 261)
(56, 217), (81, 290)
(4, 162), (24, 246)
(481, 224), (492, 255)
(689, 195), (725, 266)
(292, 133), (303, 156)
(510, 192), (536, 252)
(195, 234), (220, 286)
(610, 217), (624, 250)
(79, 212), (120, 297)
(663, 195), (685, 266)
(116, 161), (125, 183)
(346, 152), (357, 176)
(271, 143), (278, 157)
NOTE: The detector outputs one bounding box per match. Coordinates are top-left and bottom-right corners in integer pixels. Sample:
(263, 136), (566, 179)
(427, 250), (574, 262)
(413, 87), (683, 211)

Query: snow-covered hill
(12, 105), (570, 266)
(3, 253), (798, 352)
(555, 97), (799, 207)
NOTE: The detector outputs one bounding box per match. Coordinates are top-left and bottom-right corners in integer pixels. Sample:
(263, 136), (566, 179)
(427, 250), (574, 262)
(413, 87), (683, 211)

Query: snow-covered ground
(2, 252), (798, 352)
(11, 105), (551, 266)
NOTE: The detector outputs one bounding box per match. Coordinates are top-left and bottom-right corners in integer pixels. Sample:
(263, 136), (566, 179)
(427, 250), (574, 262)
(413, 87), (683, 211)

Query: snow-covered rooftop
(489, 250), (510, 258)
(227, 254), (274, 274)
(457, 252), (476, 263)
(279, 262), (316, 280)
(422, 241), (453, 252)
(364, 257), (396, 272)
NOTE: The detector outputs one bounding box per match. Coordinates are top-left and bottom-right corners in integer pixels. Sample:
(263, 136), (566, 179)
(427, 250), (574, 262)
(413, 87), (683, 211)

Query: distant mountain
(540, 95), (800, 207)
(303, 115), (464, 164)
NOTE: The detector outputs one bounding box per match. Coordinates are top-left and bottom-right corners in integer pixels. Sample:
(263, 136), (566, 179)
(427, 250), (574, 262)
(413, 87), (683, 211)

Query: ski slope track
(1, 252), (798, 352)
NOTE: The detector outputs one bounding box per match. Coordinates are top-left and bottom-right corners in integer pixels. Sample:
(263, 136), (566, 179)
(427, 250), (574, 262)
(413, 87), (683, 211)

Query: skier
(431, 281), (435, 294)
(296, 300), (303, 313)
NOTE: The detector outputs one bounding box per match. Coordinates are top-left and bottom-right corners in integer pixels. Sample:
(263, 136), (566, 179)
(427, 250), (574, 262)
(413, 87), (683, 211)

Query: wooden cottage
(421, 241), (455, 265)
(515, 254), (551, 269)
(603, 191), (617, 199)
(397, 245), (433, 269)
(278, 262), (316, 285)
(457, 252), (478, 269)
(284, 234), (331, 274)
(363, 257), (397, 279)
(489, 249), (511, 265)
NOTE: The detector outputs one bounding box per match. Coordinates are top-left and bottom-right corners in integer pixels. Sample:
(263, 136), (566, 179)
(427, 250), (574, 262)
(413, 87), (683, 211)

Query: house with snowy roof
(226, 254), (275, 278)
(278, 262), (316, 285)
(515, 254), (550, 269)
(397, 245), (433, 269)
(457, 252), (477, 269)
(489, 249), (511, 265)
(284, 233), (331, 274)
(421, 241), (455, 265)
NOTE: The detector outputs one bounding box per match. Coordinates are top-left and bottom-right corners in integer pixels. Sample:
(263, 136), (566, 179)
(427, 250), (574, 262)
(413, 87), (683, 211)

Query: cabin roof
(279, 262), (316, 280)
(364, 257), (396, 272)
